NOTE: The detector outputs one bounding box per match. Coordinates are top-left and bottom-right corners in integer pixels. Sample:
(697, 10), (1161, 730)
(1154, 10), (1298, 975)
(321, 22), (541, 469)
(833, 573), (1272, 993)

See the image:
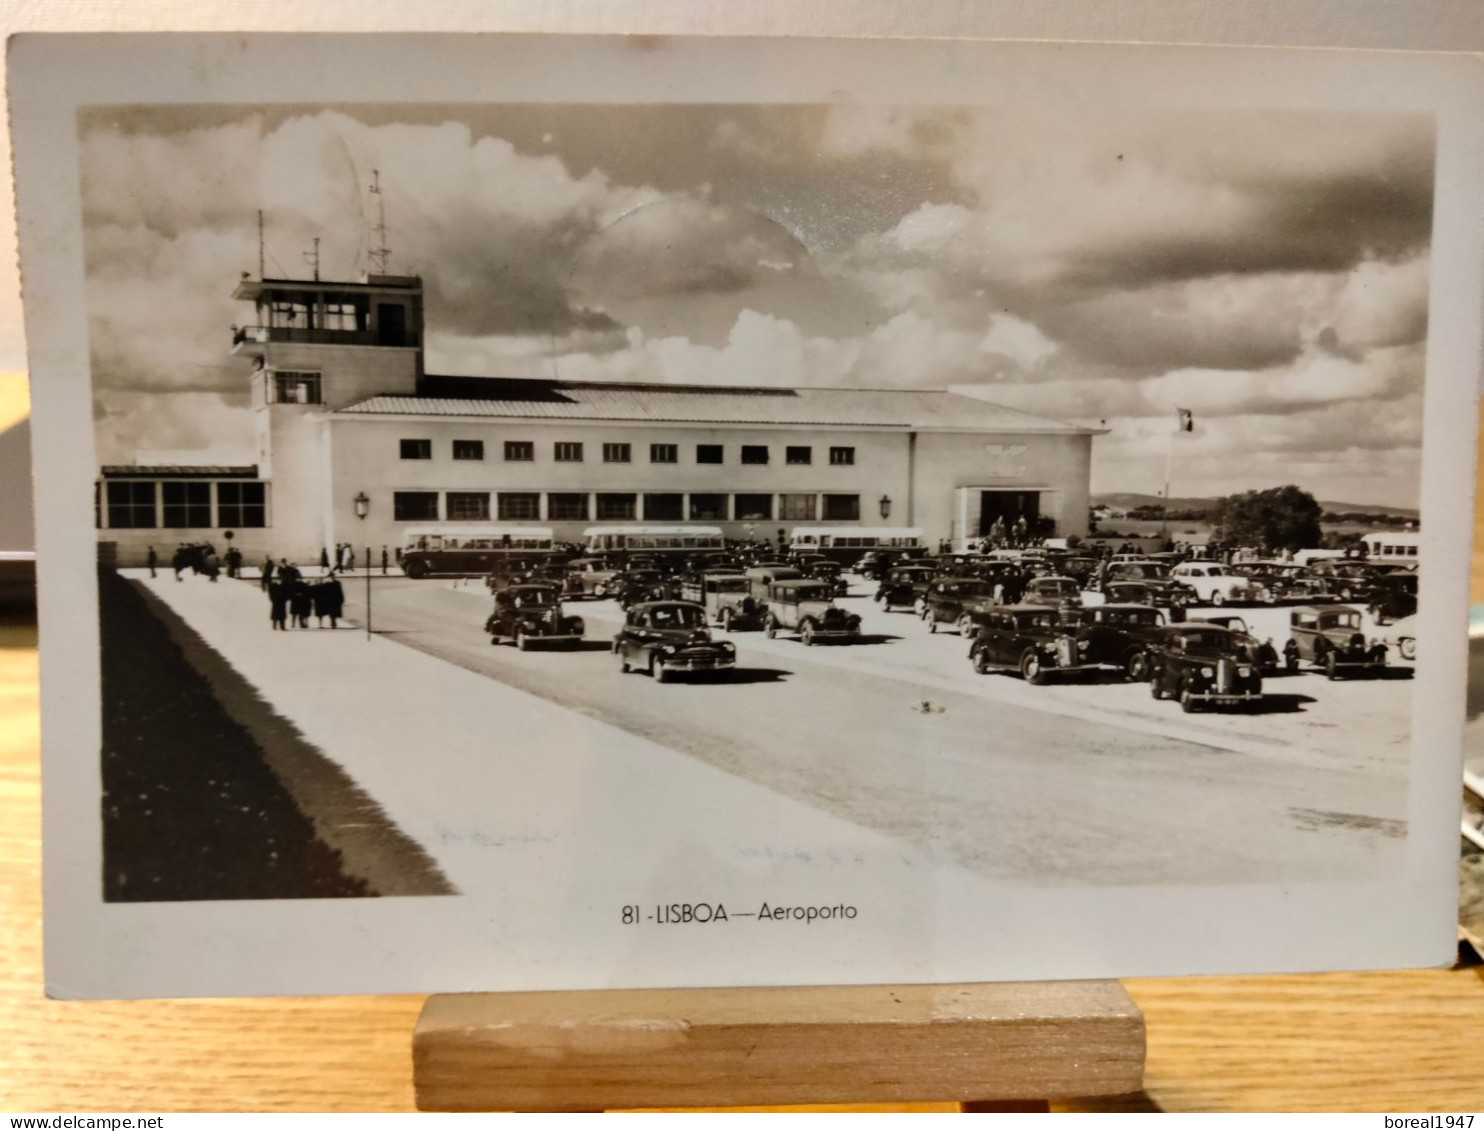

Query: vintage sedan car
(563, 557), (623, 599)
(763, 579), (863, 644)
(1170, 561), (1262, 605)
(1364, 571), (1418, 624)
(614, 601), (736, 681)
(1083, 570), (1192, 618)
(1069, 603), (1167, 680)
(745, 564), (804, 603)
(1305, 560), (1387, 602)
(875, 565), (937, 612)
(484, 583), (586, 650)
(921, 576), (1002, 635)
(613, 568), (669, 608)
(854, 550), (908, 581)
(1147, 624), (1264, 712)
(680, 572), (767, 631)
(967, 605), (1097, 683)
(1283, 605), (1388, 678)
(1187, 614), (1281, 674)
(1019, 575), (1083, 612)
(1225, 560), (1320, 605)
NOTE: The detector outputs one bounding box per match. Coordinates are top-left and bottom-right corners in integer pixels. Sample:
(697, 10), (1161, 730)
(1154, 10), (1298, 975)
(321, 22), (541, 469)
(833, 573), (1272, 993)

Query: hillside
(1092, 493), (1418, 520)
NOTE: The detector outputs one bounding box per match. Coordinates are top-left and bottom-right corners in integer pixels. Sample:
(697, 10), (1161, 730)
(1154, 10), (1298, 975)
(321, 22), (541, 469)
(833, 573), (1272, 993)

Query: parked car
(875, 565), (937, 612)
(484, 583), (585, 650)
(1283, 605), (1388, 678)
(763, 579), (863, 644)
(1084, 577), (1191, 619)
(967, 605), (1097, 683)
(563, 557), (623, 599)
(1383, 614), (1417, 661)
(1083, 561), (1194, 610)
(613, 568), (669, 608)
(614, 601), (737, 681)
(1169, 561), (1262, 605)
(1187, 614), (1281, 674)
(800, 558), (850, 597)
(854, 550), (907, 581)
(1068, 603), (1167, 680)
(1146, 624), (1264, 712)
(1305, 560), (1387, 602)
(745, 564), (804, 603)
(1365, 572), (1418, 624)
(680, 572), (767, 631)
(1019, 575), (1083, 612)
(921, 576), (1003, 635)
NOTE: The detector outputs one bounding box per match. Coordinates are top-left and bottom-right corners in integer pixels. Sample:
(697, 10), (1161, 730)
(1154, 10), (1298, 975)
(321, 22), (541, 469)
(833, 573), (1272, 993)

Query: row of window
(393, 491), (863, 524)
(399, 439), (857, 466)
(99, 481), (269, 530)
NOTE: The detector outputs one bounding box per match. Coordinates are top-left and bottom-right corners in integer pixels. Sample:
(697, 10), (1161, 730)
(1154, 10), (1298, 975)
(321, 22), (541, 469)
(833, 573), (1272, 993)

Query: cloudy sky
(80, 102), (1433, 505)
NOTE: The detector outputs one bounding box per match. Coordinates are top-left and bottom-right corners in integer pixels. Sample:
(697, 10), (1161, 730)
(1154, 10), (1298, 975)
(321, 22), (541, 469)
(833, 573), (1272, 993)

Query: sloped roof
(334, 377), (1096, 434)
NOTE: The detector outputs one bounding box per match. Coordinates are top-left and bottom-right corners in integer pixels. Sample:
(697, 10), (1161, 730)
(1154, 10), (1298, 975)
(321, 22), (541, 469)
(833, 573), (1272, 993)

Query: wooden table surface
(2, 379), (1481, 1113)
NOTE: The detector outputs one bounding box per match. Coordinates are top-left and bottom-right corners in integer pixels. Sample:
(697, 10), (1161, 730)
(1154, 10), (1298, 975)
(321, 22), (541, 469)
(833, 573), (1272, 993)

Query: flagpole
(1162, 429), (1173, 538)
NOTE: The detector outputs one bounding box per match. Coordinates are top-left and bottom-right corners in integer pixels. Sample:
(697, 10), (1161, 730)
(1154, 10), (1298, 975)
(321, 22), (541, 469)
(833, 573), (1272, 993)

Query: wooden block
(413, 981), (1145, 1112)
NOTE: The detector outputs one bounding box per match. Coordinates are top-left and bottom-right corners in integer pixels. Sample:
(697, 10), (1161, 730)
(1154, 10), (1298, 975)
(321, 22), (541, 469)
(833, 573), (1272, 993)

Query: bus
(1360, 531), (1420, 565)
(788, 526), (926, 564)
(400, 525), (556, 579)
(582, 525), (725, 558)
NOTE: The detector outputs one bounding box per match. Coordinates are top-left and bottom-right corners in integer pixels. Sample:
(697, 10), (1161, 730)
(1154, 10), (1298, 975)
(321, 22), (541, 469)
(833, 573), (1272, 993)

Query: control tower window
(271, 371), (322, 405)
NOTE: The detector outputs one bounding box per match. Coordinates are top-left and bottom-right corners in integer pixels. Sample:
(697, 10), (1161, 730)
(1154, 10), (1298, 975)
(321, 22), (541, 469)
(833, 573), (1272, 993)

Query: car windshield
(1323, 612), (1362, 629)
(1178, 630), (1228, 650)
(792, 582), (832, 599)
(960, 582), (996, 597)
(1114, 564), (1164, 579)
(1101, 609), (1157, 627)
(512, 588), (554, 606)
(1014, 612), (1057, 631)
(713, 578), (748, 593)
(649, 605), (705, 629)
(1038, 579), (1078, 595)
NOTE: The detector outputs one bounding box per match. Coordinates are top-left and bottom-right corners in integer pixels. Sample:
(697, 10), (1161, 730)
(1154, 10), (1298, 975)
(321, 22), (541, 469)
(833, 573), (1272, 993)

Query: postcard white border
(12, 33), (1481, 998)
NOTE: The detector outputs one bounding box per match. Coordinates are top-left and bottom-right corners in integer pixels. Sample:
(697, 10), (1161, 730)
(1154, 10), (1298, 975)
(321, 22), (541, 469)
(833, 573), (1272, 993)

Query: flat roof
(101, 465), (259, 479)
(334, 376), (1102, 434)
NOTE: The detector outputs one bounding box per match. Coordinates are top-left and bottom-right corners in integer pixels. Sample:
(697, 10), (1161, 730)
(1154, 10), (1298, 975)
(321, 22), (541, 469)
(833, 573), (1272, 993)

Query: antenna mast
(303, 236), (321, 281)
(368, 170), (391, 274)
(257, 210), (265, 278)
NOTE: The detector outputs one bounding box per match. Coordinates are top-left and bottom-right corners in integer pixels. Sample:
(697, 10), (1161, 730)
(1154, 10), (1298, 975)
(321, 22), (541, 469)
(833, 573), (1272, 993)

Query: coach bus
(400, 525), (556, 579)
(1359, 530), (1420, 566)
(582, 525), (726, 558)
(788, 526), (926, 564)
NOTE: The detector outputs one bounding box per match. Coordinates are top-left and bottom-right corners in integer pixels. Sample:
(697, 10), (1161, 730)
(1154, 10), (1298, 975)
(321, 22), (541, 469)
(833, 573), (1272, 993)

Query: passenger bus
(582, 525), (725, 559)
(400, 525), (556, 579)
(788, 526), (926, 565)
(1360, 530), (1420, 565)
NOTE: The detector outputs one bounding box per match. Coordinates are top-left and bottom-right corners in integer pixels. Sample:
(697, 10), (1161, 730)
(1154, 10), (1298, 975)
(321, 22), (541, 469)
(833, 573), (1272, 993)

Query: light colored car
(1383, 614), (1417, 661)
(1169, 561), (1260, 605)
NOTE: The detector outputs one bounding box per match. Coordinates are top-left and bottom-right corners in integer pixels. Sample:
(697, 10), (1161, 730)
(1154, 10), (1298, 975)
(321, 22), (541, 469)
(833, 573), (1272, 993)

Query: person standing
(268, 578), (289, 630)
(381, 546), (389, 575)
(346, 545), (356, 573)
(146, 546), (158, 579)
(279, 559), (301, 587)
(321, 570), (345, 629)
(289, 578), (312, 628)
(226, 546), (242, 578)
(203, 549), (220, 582)
(171, 545), (187, 582)
(260, 556), (276, 591)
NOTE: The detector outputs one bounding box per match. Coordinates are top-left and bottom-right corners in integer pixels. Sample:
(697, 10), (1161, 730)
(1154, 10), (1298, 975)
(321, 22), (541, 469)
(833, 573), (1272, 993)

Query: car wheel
(1210, 591), (1225, 607)
(972, 649), (990, 675)
(1150, 679), (1166, 700)
(489, 634), (500, 646)
(765, 617), (778, 639)
(801, 621), (816, 646)
(619, 651), (631, 673)
(928, 617), (938, 634)
(1020, 649), (1047, 685)
(516, 630), (531, 651)
(957, 614), (974, 637)
(1399, 637), (1416, 661)
(654, 658), (671, 683)
(1324, 652), (1339, 680)
(405, 560), (429, 580)
(1179, 684), (1198, 713)
(1126, 651), (1151, 682)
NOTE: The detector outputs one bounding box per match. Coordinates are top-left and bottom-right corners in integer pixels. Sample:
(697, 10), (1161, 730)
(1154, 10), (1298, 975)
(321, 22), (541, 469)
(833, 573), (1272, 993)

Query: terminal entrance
(977, 489), (1040, 537)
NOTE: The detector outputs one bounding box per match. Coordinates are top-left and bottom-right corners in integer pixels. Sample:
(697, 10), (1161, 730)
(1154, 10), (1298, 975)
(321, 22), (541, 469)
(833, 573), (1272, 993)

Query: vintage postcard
(11, 34), (1481, 998)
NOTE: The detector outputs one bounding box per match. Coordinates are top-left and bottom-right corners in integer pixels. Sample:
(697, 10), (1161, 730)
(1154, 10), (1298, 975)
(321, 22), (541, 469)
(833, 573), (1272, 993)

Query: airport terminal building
(97, 273), (1102, 564)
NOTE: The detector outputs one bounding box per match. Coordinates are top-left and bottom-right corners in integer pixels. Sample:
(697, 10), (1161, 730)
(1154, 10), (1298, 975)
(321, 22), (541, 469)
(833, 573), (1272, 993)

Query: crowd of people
(259, 560), (346, 630)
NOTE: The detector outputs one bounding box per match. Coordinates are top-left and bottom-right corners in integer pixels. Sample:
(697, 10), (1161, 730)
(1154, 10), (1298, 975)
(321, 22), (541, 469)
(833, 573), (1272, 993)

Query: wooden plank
(413, 981), (1145, 1112)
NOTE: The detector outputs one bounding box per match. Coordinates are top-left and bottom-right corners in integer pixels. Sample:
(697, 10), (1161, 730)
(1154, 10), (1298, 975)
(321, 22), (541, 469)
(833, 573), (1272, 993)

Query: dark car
(614, 601), (737, 681)
(1086, 561), (1194, 609)
(484, 583), (585, 650)
(1019, 575), (1083, 612)
(1069, 603), (1167, 680)
(875, 565), (937, 612)
(854, 550), (907, 581)
(1146, 624), (1264, 712)
(679, 571), (767, 631)
(967, 605), (1098, 683)
(921, 576), (1002, 635)
(1087, 577), (1190, 621)
(800, 558), (850, 597)
(1283, 605), (1387, 678)
(1189, 614), (1282, 674)
(1364, 572), (1418, 624)
(614, 568), (668, 608)
(1305, 560), (1387, 602)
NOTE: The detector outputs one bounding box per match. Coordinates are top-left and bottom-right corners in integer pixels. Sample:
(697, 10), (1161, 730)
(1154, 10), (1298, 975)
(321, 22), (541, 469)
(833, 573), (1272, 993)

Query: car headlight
(720, 642), (736, 653)
(1200, 666), (1215, 678)
(1077, 639), (1090, 652)
(1237, 666), (1252, 678)
(1040, 641), (1057, 652)
(570, 618), (585, 635)
(661, 644), (678, 655)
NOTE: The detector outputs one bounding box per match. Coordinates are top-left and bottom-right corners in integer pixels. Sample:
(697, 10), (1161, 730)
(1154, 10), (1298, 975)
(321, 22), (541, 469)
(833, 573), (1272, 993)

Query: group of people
(260, 559), (346, 630)
(147, 542), (243, 582)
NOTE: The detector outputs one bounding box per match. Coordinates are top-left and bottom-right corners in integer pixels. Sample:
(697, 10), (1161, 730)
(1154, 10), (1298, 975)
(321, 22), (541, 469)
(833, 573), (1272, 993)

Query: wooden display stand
(413, 981), (1145, 1112)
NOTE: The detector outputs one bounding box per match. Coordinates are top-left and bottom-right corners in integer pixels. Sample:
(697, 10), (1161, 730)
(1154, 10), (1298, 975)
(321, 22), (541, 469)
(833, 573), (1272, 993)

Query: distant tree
(1211, 485), (1323, 550)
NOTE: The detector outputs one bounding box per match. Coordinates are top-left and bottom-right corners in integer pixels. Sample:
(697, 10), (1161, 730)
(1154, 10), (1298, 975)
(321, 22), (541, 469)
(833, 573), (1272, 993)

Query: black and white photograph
(12, 34), (1481, 998)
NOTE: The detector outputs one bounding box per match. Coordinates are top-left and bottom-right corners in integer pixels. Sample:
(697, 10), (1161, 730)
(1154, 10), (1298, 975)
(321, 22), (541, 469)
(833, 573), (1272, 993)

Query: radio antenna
(303, 236), (321, 281)
(367, 170), (392, 274)
(257, 210), (265, 278)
